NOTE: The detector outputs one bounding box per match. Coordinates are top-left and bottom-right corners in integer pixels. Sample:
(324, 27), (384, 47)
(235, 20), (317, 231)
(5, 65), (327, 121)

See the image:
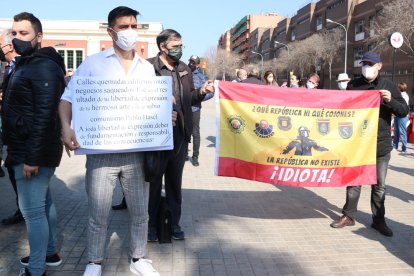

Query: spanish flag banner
(215, 81), (380, 187)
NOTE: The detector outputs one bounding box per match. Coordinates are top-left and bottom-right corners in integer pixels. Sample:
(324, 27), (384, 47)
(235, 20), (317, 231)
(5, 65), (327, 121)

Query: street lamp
(274, 41), (290, 57)
(275, 41), (290, 80)
(326, 18), (348, 74)
(250, 50), (264, 71)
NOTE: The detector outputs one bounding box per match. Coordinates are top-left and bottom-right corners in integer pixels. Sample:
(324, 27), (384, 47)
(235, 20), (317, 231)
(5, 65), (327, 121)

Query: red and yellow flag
(215, 81), (380, 187)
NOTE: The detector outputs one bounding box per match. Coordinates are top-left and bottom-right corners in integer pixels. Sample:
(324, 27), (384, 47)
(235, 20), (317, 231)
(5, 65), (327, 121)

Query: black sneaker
(371, 222), (393, 237)
(192, 157), (199, 167)
(20, 253), (62, 267)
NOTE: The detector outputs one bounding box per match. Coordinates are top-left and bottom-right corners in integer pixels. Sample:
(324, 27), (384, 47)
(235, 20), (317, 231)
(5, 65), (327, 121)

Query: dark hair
(13, 12), (42, 34)
(288, 73), (302, 87)
(156, 29), (182, 50)
(108, 6), (139, 28)
(398, 82), (407, 92)
(263, 70), (275, 84)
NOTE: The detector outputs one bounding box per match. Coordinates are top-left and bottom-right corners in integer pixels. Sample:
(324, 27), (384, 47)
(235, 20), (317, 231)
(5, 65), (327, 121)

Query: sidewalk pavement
(1, 99), (413, 276)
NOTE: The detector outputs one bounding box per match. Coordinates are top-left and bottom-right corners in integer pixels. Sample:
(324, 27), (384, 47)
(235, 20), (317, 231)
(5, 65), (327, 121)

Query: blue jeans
(393, 116), (409, 152)
(342, 153), (390, 223)
(15, 165), (58, 276)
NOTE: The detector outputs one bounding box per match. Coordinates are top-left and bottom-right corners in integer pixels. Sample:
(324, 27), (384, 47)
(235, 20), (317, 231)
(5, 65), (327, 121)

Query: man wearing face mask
(188, 55), (213, 166)
(305, 73), (320, 89)
(330, 52), (409, 237)
(59, 6), (160, 276)
(0, 29), (25, 226)
(1, 12), (66, 276)
(336, 73), (351, 90)
(146, 29), (214, 242)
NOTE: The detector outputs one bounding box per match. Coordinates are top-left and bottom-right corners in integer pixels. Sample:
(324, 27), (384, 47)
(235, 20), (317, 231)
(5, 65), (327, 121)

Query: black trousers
(342, 153), (390, 223)
(148, 141), (188, 229)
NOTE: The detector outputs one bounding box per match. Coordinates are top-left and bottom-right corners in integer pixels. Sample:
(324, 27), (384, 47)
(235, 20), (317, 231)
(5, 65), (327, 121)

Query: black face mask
(12, 37), (37, 56)
(166, 47), (182, 62)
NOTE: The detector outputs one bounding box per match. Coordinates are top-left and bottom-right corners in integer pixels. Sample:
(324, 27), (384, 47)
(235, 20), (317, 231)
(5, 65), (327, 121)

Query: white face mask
(306, 81), (315, 89)
(338, 82), (348, 90)
(361, 65), (376, 80)
(112, 29), (138, 51)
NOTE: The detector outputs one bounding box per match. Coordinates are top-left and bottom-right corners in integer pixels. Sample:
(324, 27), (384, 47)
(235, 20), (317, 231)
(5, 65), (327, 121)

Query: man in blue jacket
(188, 55), (214, 166)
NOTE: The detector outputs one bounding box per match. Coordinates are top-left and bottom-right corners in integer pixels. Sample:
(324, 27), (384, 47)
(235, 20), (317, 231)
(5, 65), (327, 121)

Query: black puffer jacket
(2, 47), (66, 167)
(347, 75), (409, 157)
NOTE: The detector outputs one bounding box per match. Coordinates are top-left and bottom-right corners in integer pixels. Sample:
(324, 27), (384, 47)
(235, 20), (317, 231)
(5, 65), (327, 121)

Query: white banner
(71, 76), (173, 154)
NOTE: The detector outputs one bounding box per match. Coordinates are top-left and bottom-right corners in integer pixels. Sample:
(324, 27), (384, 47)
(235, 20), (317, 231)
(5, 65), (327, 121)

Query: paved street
(1, 98), (413, 276)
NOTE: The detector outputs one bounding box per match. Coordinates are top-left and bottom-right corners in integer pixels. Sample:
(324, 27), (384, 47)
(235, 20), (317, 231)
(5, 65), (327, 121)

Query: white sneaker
(130, 259), (160, 276)
(83, 263), (102, 276)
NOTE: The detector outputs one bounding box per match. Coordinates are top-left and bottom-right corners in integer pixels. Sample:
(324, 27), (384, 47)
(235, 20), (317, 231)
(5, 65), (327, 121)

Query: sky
(2, 0), (306, 61)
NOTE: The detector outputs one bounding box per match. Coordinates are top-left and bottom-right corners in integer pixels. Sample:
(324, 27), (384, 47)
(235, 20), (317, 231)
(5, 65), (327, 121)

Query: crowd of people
(0, 5), (411, 276)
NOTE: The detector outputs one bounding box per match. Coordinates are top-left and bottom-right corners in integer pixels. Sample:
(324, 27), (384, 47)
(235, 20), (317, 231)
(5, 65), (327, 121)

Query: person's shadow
(353, 211), (414, 268)
(206, 135), (216, 148)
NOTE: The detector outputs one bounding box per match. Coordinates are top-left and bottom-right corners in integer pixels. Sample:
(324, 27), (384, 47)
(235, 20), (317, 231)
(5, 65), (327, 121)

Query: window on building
(67, 50), (74, 69)
(76, 50), (83, 68)
(327, 0), (346, 10)
(316, 16), (323, 30)
(291, 28), (296, 41)
(58, 49), (84, 70)
(298, 17), (309, 25)
(355, 20), (364, 34)
(354, 20), (365, 41)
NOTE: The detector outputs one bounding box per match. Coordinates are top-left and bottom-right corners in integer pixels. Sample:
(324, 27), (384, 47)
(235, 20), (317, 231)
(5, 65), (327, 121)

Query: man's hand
(61, 126), (80, 157)
(200, 80), (215, 94)
(379, 90), (391, 103)
(23, 164), (39, 179)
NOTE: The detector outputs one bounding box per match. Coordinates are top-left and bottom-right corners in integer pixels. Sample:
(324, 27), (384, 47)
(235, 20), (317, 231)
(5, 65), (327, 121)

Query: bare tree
(320, 28), (345, 88)
(371, 0), (414, 58)
(203, 47), (242, 80)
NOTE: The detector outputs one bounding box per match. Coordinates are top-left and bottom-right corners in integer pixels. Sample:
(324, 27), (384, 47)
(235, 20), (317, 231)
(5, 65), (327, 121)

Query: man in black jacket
(0, 29), (24, 226)
(146, 29), (214, 241)
(330, 52), (409, 237)
(1, 12), (65, 276)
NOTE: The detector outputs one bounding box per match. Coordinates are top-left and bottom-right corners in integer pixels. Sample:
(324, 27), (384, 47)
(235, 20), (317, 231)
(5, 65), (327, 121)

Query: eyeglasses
(167, 44), (185, 50)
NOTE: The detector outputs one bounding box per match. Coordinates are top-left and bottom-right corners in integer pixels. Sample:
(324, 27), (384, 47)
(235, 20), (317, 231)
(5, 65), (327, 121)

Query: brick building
(218, 0), (413, 108)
